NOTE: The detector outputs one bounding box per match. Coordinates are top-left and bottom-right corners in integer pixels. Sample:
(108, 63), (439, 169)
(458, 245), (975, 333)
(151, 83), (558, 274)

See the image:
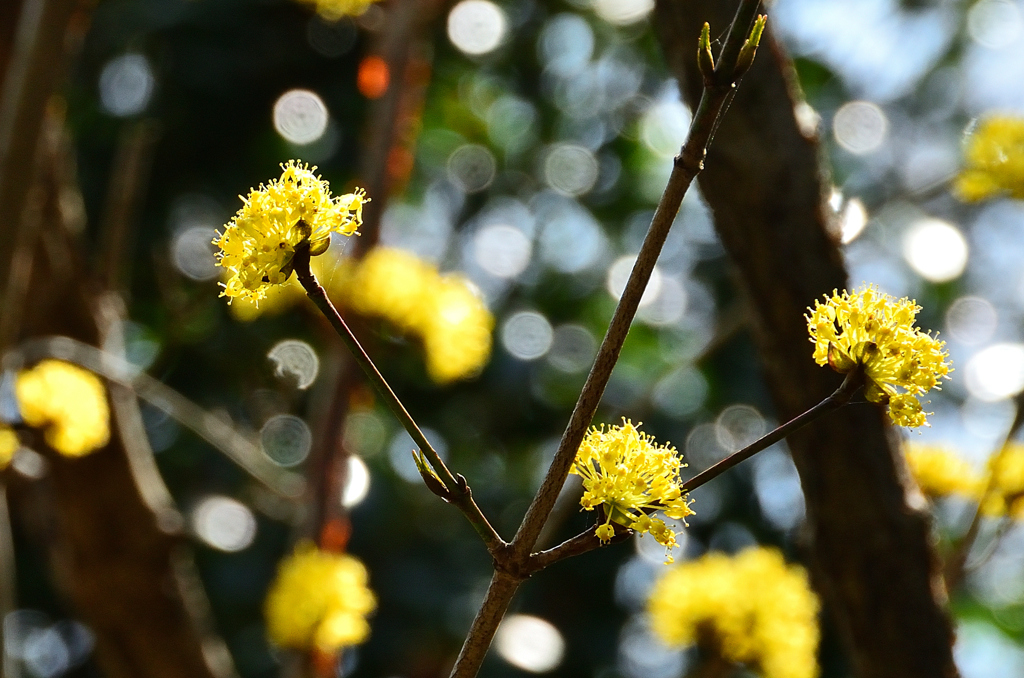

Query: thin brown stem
(447, 4), (767, 677)
(944, 393), (1024, 591)
(508, 0), (763, 567)
(291, 245), (505, 555)
(683, 369), (862, 492)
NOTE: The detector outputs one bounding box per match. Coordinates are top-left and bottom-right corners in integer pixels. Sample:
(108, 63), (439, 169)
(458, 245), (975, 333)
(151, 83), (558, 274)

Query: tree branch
(653, 2), (958, 675)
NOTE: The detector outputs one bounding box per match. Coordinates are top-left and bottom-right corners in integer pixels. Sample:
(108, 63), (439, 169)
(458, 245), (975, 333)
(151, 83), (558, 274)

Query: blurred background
(2, 0), (1024, 676)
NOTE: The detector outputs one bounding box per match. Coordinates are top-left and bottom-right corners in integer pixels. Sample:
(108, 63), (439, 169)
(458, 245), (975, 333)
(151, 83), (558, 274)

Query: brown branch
(292, 246), (506, 555)
(443, 4), (767, 677)
(653, 2), (958, 676)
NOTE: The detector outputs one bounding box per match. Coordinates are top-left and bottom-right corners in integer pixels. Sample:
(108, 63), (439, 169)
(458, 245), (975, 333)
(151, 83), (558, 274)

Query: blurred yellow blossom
(981, 443), (1024, 518)
(265, 542), (376, 652)
(214, 160), (365, 304)
(904, 444), (982, 498)
(337, 247), (493, 383)
(15, 360), (109, 457)
(296, 0), (380, 20)
(570, 420), (693, 562)
(648, 547), (820, 678)
(0, 426), (18, 469)
(806, 285), (950, 427)
(955, 116), (1024, 202)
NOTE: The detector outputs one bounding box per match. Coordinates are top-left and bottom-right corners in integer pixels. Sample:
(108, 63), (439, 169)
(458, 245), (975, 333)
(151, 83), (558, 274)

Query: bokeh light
(260, 414), (313, 467)
(715, 405), (766, 453)
(272, 89), (329, 145)
(546, 324), (597, 374)
(99, 53), (155, 117)
(502, 311), (554, 361)
(267, 340), (320, 390)
(833, 101), (888, 154)
(902, 218), (968, 283)
(447, 144), (496, 193)
(946, 296), (998, 346)
(171, 228), (219, 281)
(752, 447), (805, 532)
(607, 257), (661, 308)
(494, 614), (565, 673)
(341, 455), (371, 508)
(473, 224), (532, 279)
(447, 0), (506, 56)
(651, 366), (708, 418)
(191, 496), (257, 552)
(388, 428), (447, 483)
(543, 144), (599, 197)
(357, 56), (390, 99)
(967, 0), (1022, 49)
(592, 0), (654, 26)
(965, 343), (1024, 402)
(840, 197), (869, 244)
(641, 99), (691, 158)
(538, 13), (593, 77)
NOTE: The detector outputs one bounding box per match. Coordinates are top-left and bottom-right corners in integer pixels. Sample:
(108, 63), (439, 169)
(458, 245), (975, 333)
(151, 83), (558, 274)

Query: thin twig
(6, 335), (305, 500)
(508, 0), (765, 564)
(944, 393), (1024, 591)
(446, 3), (767, 677)
(291, 245), (505, 555)
(683, 369), (862, 492)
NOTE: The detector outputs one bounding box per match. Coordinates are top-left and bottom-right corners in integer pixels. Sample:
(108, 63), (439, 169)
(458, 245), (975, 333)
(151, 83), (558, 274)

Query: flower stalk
(291, 244), (505, 556)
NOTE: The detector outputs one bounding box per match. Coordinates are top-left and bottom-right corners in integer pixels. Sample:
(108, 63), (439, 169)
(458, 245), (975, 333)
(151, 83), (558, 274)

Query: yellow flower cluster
(955, 116), (1024, 202)
(904, 444), (981, 498)
(15, 360), (109, 457)
(0, 426), (18, 468)
(570, 420), (693, 561)
(904, 443), (1024, 519)
(648, 548), (820, 678)
(296, 0), (380, 20)
(806, 286), (950, 427)
(214, 160), (365, 304)
(264, 542), (376, 652)
(982, 444), (1024, 518)
(341, 247), (494, 383)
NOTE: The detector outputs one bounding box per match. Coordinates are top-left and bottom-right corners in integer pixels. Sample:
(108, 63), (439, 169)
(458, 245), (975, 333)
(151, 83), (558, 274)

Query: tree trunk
(653, 3), (959, 676)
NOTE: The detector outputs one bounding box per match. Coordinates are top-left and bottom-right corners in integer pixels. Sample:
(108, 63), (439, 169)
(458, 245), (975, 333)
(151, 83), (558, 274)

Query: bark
(653, 3), (958, 677)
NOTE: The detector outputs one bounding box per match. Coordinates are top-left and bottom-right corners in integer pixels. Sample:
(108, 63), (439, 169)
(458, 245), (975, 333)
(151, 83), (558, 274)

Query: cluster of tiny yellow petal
(806, 286), (950, 427)
(570, 420), (693, 561)
(296, 0), (380, 20)
(340, 247), (494, 383)
(15, 360), (109, 457)
(954, 116), (1024, 202)
(648, 548), (820, 678)
(0, 426), (18, 469)
(904, 444), (982, 499)
(214, 160), (365, 304)
(264, 542), (376, 652)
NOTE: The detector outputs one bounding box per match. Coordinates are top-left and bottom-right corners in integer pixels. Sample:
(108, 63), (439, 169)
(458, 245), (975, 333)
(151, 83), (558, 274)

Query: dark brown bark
(2, 110), (223, 678)
(653, 3), (958, 677)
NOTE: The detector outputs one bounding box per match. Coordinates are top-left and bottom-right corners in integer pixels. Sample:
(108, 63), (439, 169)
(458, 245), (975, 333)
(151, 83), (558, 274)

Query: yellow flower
(214, 160), (365, 304)
(904, 444), (982, 498)
(570, 420), (693, 562)
(15, 360), (109, 457)
(337, 247), (494, 383)
(954, 116), (1024, 202)
(806, 286), (950, 427)
(297, 0), (380, 20)
(980, 443), (1024, 518)
(264, 542), (376, 652)
(648, 547), (820, 678)
(0, 426), (18, 469)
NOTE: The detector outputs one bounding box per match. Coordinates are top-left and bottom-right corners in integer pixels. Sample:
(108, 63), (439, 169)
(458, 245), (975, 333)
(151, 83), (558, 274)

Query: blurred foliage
(9, 0), (1024, 677)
